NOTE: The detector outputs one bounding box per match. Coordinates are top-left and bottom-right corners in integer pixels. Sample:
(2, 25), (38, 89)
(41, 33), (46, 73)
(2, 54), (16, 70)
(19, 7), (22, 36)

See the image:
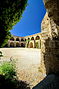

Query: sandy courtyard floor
(0, 48), (44, 88)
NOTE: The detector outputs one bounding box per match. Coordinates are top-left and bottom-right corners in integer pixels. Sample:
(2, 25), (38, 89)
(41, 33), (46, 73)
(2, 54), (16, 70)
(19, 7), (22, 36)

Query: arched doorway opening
(10, 42), (14, 47)
(28, 38), (30, 40)
(10, 37), (14, 41)
(21, 38), (24, 41)
(16, 43), (20, 47)
(21, 43), (25, 47)
(16, 38), (19, 41)
(35, 36), (40, 40)
(31, 37), (34, 40)
(29, 42), (33, 48)
(28, 38), (30, 42)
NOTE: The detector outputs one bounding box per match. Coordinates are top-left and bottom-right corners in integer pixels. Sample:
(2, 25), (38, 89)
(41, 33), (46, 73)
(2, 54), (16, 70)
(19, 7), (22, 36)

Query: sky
(10, 0), (46, 37)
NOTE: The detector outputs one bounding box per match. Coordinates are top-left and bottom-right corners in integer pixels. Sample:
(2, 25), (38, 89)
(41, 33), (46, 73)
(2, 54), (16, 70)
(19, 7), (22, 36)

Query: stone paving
(0, 48), (45, 88)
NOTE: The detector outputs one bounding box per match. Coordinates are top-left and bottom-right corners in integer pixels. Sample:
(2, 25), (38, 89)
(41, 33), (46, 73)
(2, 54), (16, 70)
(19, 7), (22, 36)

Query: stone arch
(10, 42), (14, 47)
(31, 37), (34, 40)
(10, 37), (14, 41)
(21, 38), (24, 41)
(28, 38), (30, 41)
(16, 38), (19, 41)
(28, 38), (30, 40)
(35, 36), (40, 40)
(21, 43), (25, 47)
(16, 43), (20, 47)
(29, 42), (33, 48)
(25, 39), (26, 41)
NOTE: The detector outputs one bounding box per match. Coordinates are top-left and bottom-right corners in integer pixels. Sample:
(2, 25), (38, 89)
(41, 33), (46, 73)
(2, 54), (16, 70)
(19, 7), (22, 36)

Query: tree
(0, 0), (28, 47)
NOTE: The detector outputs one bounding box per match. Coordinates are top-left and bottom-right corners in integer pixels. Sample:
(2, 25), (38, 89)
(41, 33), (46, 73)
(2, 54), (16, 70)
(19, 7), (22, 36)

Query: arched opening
(16, 43), (20, 47)
(21, 43), (25, 47)
(31, 37), (34, 40)
(35, 36), (40, 40)
(16, 38), (19, 41)
(21, 38), (24, 41)
(27, 38), (30, 43)
(10, 37), (14, 41)
(28, 38), (30, 40)
(10, 42), (14, 47)
(25, 39), (26, 41)
(29, 42), (33, 48)
(28, 38), (30, 42)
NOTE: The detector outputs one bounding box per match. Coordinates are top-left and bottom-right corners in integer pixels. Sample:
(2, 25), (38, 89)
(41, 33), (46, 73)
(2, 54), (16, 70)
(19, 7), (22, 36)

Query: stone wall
(40, 0), (59, 75)
(43, 0), (59, 26)
(7, 36), (26, 47)
(5, 34), (41, 48)
(25, 33), (41, 48)
(32, 1), (59, 88)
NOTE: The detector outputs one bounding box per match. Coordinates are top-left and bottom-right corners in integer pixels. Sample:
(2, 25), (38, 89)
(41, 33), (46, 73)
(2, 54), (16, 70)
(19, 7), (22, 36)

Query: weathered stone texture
(32, 1), (59, 89)
(43, 0), (59, 25)
(41, 12), (59, 74)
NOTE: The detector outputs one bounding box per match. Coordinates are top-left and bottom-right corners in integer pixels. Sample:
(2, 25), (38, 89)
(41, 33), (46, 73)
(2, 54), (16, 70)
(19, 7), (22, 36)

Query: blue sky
(10, 0), (46, 37)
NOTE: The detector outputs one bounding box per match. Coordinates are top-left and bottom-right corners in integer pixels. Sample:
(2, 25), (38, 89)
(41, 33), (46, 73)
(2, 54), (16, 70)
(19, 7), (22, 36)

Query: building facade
(5, 33), (42, 49)
(7, 36), (26, 47)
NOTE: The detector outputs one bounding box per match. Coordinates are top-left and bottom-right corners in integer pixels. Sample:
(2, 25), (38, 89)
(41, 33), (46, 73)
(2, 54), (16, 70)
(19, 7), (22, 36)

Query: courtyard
(0, 48), (44, 88)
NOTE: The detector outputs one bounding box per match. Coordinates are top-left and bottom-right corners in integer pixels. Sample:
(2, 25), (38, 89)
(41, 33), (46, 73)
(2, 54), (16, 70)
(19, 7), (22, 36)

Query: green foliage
(0, 30), (11, 47)
(0, 61), (30, 89)
(0, 61), (16, 79)
(0, 0), (28, 47)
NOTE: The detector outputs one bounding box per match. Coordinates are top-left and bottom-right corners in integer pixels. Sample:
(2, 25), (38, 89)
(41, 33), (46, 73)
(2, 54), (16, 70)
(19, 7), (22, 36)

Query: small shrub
(0, 61), (16, 79)
(0, 61), (30, 89)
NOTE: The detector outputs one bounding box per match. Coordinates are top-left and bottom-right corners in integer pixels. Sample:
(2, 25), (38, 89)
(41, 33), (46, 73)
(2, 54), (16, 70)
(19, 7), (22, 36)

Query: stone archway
(10, 42), (14, 47)
(35, 36), (40, 40)
(16, 38), (19, 41)
(21, 43), (25, 47)
(21, 38), (24, 41)
(29, 42), (33, 48)
(31, 37), (34, 40)
(10, 37), (14, 41)
(16, 43), (20, 47)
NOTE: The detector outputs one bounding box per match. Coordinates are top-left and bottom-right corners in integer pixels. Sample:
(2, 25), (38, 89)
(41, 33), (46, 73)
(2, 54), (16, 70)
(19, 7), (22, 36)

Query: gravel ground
(0, 48), (45, 88)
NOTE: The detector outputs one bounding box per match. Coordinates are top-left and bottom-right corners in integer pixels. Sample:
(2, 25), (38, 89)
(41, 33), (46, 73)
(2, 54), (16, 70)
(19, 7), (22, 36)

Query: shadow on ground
(32, 74), (59, 89)
(0, 75), (30, 89)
